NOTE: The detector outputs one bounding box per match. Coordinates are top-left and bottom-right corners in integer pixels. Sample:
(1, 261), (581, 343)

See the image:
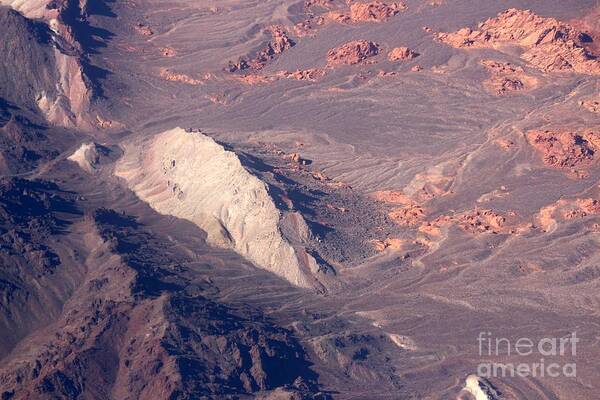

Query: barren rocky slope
(0, 6), (91, 127)
(115, 127), (329, 289)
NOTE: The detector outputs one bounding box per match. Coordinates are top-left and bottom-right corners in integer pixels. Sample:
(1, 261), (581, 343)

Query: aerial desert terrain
(1, 0), (600, 398)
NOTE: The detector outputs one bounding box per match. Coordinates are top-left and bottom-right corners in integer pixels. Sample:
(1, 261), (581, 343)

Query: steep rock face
(437, 9), (600, 74)
(327, 40), (379, 67)
(0, 6), (90, 127)
(115, 128), (325, 289)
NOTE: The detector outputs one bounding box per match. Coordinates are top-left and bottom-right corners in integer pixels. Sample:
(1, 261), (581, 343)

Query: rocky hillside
(0, 193), (328, 399)
(0, 4), (92, 127)
(115, 127), (331, 290)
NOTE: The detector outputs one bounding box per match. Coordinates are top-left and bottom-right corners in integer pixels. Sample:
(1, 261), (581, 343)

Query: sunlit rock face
(116, 127), (327, 289)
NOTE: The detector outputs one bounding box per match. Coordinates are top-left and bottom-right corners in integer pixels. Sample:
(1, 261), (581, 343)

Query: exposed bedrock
(437, 8), (600, 75)
(115, 128), (331, 290)
(67, 142), (119, 173)
(326, 40), (380, 67)
(0, 6), (91, 127)
(0, 206), (326, 399)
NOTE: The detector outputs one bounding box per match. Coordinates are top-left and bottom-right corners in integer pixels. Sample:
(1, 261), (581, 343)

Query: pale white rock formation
(460, 375), (500, 400)
(0, 0), (52, 19)
(387, 333), (417, 350)
(115, 127), (325, 289)
(68, 142), (106, 173)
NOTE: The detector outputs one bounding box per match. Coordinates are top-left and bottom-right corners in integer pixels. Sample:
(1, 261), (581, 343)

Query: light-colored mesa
(115, 127), (325, 289)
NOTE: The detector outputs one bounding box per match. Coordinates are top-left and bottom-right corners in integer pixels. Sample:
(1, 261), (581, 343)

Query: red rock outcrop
(246, 26), (295, 70)
(232, 74), (276, 85)
(437, 9), (600, 75)
(227, 58), (250, 72)
(277, 68), (326, 81)
(134, 23), (153, 36)
(453, 209), (509, 234)
(294, 19), (322, 37)
(580, 97), (600, 113)
(388, 46), (419, 61)
(326, 1), (405, 24)
(370, 190), (413, 205)
(159, 68), (203, 85)
(388, 204), (426, 226)
(536, 198), (600, 231)
(349, 1), (406, 22)
(526, 129), (600, 176)
(370, 190), (426, 226)
(160, 47), (177, 57)
(305, 0), (334, 9)
(377, 70), (398, 77)
(370, 238), (407, 252)
(228, 26), (295, 72)
(480, 60), (537, 95)
(565, 199), (600, 219)
(327, 40), (380, 67)
(268, 25), (295, 55)
(495, 138), (515, 150)
(422, 209), (517, 236)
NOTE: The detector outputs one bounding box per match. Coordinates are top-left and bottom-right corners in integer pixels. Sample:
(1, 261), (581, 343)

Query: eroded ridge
(115, 128), (327, 289)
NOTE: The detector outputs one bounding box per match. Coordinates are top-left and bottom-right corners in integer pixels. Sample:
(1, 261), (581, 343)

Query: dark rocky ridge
(0, 178), (80, 357)
(0, 201), (329, 399)
(0, 8), (57, 113)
